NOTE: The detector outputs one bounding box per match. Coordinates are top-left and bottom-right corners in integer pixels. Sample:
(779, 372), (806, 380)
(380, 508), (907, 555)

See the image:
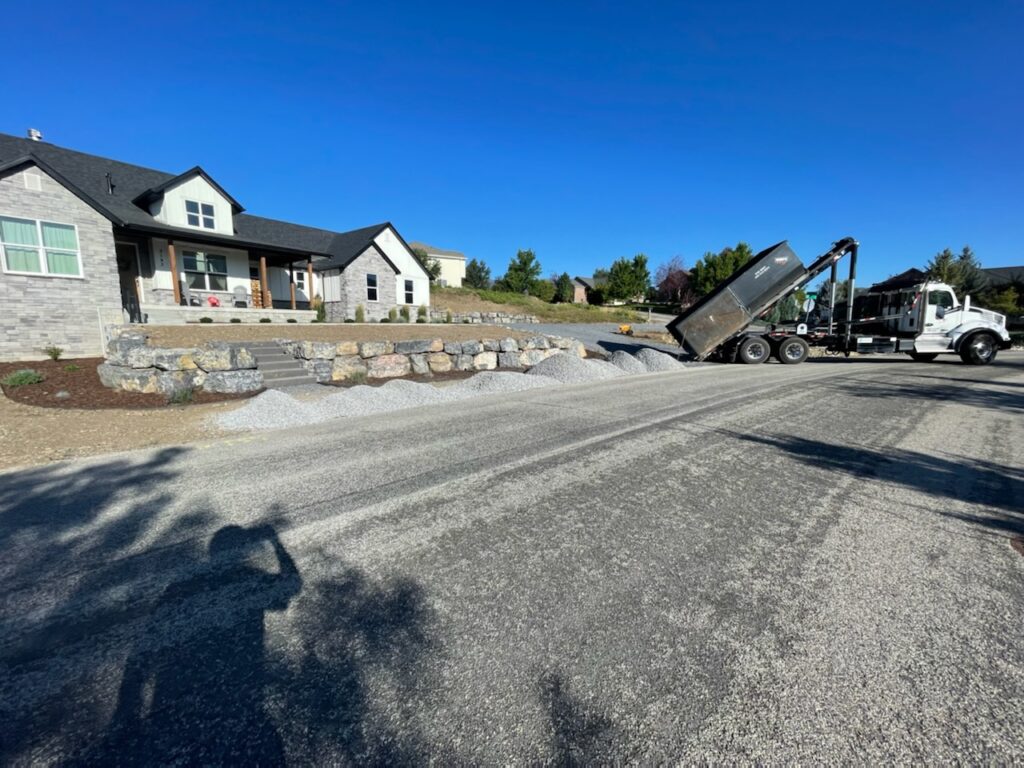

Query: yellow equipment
(618, 324), (634, 336)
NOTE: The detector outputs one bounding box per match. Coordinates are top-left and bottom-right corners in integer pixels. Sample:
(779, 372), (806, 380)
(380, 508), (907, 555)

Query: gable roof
(868, 268), (928, 293)
(408, 241), (466, 259)
(982, 266), (1024, 287)
(0, 132), (400, 262)
(574, 275), (607, 290)
(132, 165), (245, 213)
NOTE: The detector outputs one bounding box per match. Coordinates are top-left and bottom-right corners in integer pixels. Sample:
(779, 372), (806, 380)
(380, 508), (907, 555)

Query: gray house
(0, 131), (430, 361)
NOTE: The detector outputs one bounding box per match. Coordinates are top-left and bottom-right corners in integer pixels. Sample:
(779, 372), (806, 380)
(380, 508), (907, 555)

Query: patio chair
(233, 285), (250, 308)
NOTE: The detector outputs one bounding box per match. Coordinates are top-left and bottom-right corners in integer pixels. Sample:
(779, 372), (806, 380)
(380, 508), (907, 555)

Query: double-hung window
(0, 215), (82, 277)
(183, 250), (228, 291)
(185, 200), (215, 229)
(366, 273), (378, 301)
(404, 279), (414, 304)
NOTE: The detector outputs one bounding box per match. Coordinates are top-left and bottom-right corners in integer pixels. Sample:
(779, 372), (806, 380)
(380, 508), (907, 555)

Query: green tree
(605, 254), (650, 302)
(926, 245), (985, 297)
(502, 249), (542, 294)
(982, 286), (1019, 316)
(766, 295), (800, 324)
(554, 272), (575, 303)
(689, 242), (753, 296)
(464, 258), (491, 289)
(413, 247), (442, 282)
(530, 279), (556, 302)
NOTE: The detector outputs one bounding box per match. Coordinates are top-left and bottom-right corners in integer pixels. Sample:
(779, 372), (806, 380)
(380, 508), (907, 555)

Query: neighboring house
(981, 265), (1024, 290)
(408, 241), (466, 287)
(0, 130), (429, 360)
(571, 278), (588, 304)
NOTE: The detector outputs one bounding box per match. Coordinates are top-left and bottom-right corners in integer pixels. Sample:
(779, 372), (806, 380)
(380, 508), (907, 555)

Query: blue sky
(1, 0), (1021, 284)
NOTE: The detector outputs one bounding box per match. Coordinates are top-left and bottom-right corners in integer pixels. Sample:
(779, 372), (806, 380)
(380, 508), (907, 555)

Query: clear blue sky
(2, 0), (1021, 284)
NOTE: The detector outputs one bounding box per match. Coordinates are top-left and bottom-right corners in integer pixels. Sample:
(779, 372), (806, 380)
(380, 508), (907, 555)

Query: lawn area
(144, 323), (537, 348)
(432, 286), (640, 323)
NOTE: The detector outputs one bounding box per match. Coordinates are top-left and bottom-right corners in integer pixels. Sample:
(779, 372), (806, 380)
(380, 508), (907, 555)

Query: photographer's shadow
(100, 523), (301, 764)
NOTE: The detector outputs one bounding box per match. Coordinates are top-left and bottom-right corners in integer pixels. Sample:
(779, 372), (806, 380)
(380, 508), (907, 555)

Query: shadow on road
(540, 672), (619, 766)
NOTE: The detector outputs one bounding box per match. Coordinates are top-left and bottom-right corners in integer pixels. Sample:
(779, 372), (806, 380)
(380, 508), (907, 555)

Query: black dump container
(667, 241), (807, 359)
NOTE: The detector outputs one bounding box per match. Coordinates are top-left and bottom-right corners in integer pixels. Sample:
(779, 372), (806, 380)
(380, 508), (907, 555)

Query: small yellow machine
(617, 324), (634, 336)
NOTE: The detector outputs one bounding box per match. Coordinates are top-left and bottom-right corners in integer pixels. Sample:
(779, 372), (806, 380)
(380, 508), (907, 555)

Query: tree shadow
(539, 672), (618, 766)
(731, 432), (1024, 534)
(834, 378), (1024, 415)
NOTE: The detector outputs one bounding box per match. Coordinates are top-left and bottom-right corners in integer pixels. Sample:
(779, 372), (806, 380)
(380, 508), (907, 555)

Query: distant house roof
(574, 275), (607, 290)
(408, 241), (466, 259)
(868, 268), (929, 292)
(982, 266), (1024, 287)
(0, 132), (418, 268)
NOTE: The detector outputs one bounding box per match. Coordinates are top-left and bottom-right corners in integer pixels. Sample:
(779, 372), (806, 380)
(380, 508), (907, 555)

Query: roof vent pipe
(27, 128), (43, 142)
(105, 173), (115, 195)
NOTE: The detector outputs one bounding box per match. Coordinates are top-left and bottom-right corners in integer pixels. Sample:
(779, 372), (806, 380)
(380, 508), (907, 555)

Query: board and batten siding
(147, 175), (236, 237)
(374, 226), (430, 308)
(0, 165), (122, 360)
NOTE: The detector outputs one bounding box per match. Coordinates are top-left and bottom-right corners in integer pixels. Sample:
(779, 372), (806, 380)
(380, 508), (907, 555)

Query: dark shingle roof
(0, 132), (394, 266)
(982, 266), (1024, 287)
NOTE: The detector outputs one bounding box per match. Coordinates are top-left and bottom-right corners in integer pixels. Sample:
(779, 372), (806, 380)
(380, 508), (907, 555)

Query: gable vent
(23, 173), (42, 191)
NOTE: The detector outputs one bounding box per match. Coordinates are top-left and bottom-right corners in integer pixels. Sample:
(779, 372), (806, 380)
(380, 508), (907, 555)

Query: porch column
(259, 254), (271, 308)
(307, 258), (314, 300)
(289, 262), (297, 310)
(167, 241), (181, 305)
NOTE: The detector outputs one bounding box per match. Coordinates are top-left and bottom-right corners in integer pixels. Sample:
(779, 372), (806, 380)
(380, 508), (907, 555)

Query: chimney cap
(27, 128), (42, 142)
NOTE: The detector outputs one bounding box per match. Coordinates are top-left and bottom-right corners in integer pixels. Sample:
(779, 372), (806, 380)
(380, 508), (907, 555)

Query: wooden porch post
(289, 262), (297, 310)
(167, 241), (181, 305)
(307, 258), (314, 301)
(259, 254), (271, 308)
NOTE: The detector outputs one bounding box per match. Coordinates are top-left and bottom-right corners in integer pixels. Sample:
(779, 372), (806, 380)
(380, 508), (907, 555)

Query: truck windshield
(927, 291), (955, 309)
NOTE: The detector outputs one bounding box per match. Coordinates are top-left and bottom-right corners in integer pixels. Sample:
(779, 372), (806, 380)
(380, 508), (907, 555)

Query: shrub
(259, 318), (272, 323)
(168, 387), (195, 405)
(344, 318), (355, 323)
(388, 307), (399, 322)
(417, 304), (428, 320)
(463, 318), (471, 324)
(63, 364), (81, 372)
(1011, 332), (1024, 349)
(346, 369), (368, 385)
(1, 369), (44, 388)
(230, 318), (242, 323)
(416, 317), (427, 323)
(313, 294), (326, 322)
(199, 317), (213, 324)
(379, 318), (391, 323)
(287, 318), (297, 323)
(445, 310), (453, 324)
(400, 306), (411, 322)
(355, 304), (366, 323)
(43, 345), (63, 361)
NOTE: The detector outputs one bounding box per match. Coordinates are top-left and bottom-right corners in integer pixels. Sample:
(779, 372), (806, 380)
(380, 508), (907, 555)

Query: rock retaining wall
(98, 331), (264, 394)
(278, 335), (587, 383)
(427, 310), (540, 325)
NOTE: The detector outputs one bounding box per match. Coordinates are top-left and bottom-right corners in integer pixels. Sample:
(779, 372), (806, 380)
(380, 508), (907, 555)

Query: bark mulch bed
(0, 358), (256, 410)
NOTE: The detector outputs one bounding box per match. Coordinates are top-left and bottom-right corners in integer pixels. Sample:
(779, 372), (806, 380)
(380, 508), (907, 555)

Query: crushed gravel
(217, 349), (689, 431)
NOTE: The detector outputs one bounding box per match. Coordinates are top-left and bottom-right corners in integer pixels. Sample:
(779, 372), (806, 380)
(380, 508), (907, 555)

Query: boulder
(359, 341), (394, 358)
(498, 352), (521, 368)
(454, 354), (475, 371)
(304, 359), (334, 383)
(481, 339), (500, 352)
(443, 342), (461, 355)
(125, 346), (156, 369)
(499, 338), (519, 353)
(194, 342), (256, 371)
(518, 349), (547, 367)
(395, 339), (433, 355)
(532, 336), (551, 350)
(332, 355), (367, 381)
(155, 369), (206, 395)
(202, 370), (263, 393)
(97, 364), (159, 393)
(550, 337), (574, 349)
(461, 340), (483, 355)
(570, 341), (587, 358)
(105, 335), (147, 365)
(428, 338), (444, 352)
(335, 340), (359, 356)
(367, 354), (411, 379)
(409, 354), (431, 375)
(300, 341), (337, 360)
(473, 351), (498, 370)
(152, 348), (198, 371)
(427, 352), (453, 373)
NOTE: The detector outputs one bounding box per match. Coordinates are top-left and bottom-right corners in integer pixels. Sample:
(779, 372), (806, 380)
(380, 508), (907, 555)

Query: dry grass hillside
(432, 286), (639, 323)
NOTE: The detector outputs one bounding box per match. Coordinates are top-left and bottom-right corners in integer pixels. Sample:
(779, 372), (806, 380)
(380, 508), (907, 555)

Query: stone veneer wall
(0, 166), (124, 361)
(322, 245), (399, 323)
(427, 310), (540, 324)
(278, 335), (587, 383)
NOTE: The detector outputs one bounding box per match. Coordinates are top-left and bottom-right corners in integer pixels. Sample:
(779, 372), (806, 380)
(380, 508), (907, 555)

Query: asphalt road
(1, 354), (1022, 764)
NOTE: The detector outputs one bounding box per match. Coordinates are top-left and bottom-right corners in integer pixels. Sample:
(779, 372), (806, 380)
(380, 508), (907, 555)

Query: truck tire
(959, 333), (998, 366)
(738, 336), (770, 364)
(775, 337), (810, 365)
(908, 352), (939, 362)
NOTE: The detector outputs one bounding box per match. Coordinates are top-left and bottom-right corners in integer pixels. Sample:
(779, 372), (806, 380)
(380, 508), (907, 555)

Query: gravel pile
(636, 348), (686, 372)
(217, 350), (690, 432)
(608, 350), (649, 374)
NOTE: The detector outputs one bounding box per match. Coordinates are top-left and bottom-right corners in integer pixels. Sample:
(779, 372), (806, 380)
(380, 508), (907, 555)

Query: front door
(116, 242), (142, 322)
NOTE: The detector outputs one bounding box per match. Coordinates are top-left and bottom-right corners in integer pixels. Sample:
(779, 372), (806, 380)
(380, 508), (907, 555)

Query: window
(0, 215), (82, 277)
(295, 270), (306, 291)
(185, 200), (215, 229)
(404, 279), (414, 304)
(183, 250), (228, 291)
(928, 291), (955, 309)
(366, 273), (378, 301)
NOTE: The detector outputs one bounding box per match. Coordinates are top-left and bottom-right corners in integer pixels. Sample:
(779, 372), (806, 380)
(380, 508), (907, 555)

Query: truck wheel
(959, 333), (998, 366)
(775, 337), (810, 364)
(908, 352), (939, 362)
(738, 336), (770, 364)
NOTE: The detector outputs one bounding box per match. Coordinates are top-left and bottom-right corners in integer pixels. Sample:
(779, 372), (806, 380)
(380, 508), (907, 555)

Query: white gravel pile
(636, 347), (686, 372)
(608, 350), (649, 374)
(452, 370), (559, 394)
(524, 353), (626, 384)
(216, 389), (321, 431)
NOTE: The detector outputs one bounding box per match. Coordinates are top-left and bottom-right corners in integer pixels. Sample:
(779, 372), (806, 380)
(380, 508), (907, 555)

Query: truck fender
(952, 323), (1011, 352)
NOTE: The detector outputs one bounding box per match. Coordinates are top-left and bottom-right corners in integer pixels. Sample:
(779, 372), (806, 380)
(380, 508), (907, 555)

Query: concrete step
(262, 374), (318, 389)
(258, 359), (305, 371)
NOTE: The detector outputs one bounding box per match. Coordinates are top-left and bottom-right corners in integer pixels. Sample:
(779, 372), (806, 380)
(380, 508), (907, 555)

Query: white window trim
(0, 214), (84, 279)
(184, 199), (216, 230)
(366, 272), (379, 302)
(182, 249), (229, 292)
(404, 278), (414, 305)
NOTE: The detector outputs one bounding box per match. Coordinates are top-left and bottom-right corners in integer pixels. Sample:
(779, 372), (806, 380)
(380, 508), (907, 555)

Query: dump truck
(666, 237), (1012, 365)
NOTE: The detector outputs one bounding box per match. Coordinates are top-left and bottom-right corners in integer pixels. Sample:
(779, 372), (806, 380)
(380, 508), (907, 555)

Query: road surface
(1, 354), (1022, 764)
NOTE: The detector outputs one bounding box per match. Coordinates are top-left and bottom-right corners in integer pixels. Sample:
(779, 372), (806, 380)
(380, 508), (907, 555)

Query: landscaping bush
(355, 304), (365, 323)
(168, 387), (195, 405)
(43, 345), (64, 361)
(313, 295), (326, 322)
(230, 318), (242, 323)
(63, 364), (81, 372)
(379, 318), (391, 323)
(347, 370), (368, 385)
(199, 317), (213, 324)
(259, 318), (272, 323)
(1, 369), (44, 388)
(344, 318), (355, 323)
(416, 317), (427, 323)
(445, 310), (453, 324)
(287, 318), (297, 323)
(388, 307), (399, 322)
(417, 304), (428, 320)
(400, 306), (410, 323)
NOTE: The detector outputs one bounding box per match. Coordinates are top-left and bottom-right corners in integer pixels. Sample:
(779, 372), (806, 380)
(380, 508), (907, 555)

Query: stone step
(258, 359), (305, 371)
(262, 375), (318, 389)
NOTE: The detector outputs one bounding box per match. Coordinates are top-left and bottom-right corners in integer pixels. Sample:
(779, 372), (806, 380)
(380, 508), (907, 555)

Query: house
(0, 130), (430, 360)
(981, 265), (1024, 291)
(571, 278), (589, 304)
(408, 241), (467, 287)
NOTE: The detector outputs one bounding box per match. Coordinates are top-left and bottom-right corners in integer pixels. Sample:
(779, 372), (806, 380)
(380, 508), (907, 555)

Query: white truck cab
(904, 281), (1011, 364)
